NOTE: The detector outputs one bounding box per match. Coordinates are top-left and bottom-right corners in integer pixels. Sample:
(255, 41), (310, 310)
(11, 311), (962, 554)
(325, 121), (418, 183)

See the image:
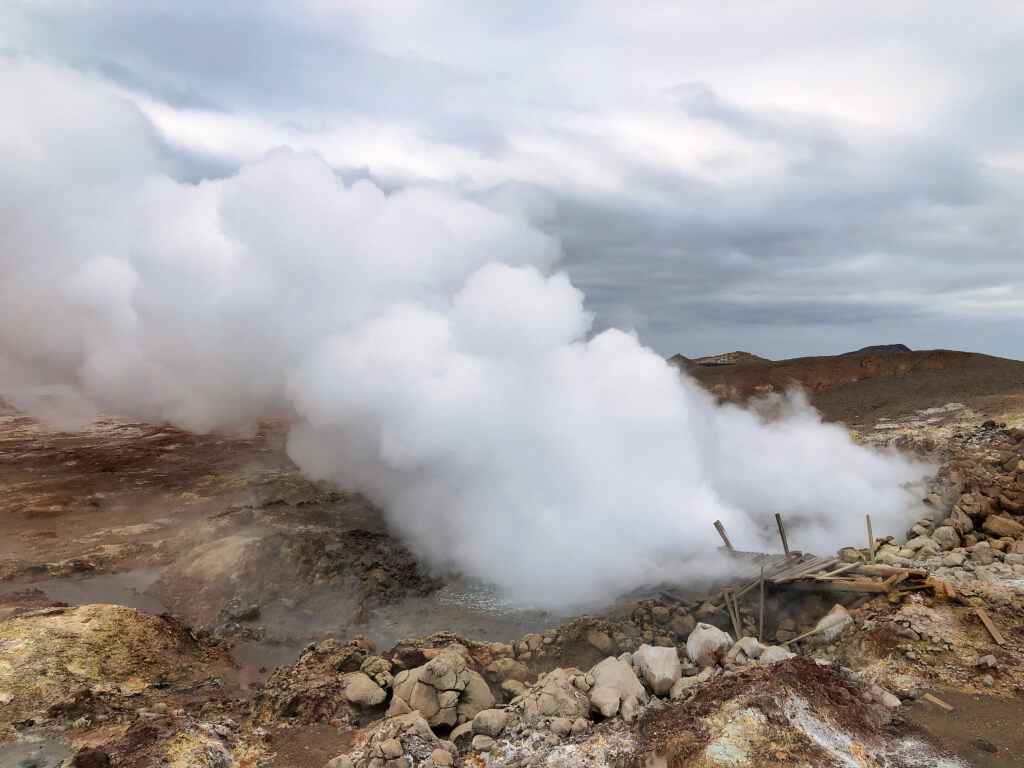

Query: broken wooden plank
(775, 512), (791, 556)
(922, 693), (954, 711)
(714, 520), (733, 550)
(866, 514), (875, 564)
(814, 562), (860, 580)
(788, 577), (892, 593)
(977, 608), (1006, 646)
(854, 564), (928, 578)
(775, 557), (840, 583)
(722, 589), (741, 640)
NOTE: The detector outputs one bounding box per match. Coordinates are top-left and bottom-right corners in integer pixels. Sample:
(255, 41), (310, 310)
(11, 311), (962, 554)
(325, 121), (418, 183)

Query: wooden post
(758, 566), (765, 643)
(723, 589), (741, 640)
(775, 513), (791, 556)
(714, 520), (733, 550)
(866, 514), (875, 563)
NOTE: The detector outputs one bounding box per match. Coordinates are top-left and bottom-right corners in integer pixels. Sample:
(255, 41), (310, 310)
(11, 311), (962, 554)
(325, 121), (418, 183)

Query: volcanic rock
(589, 686), (620, 718)
(342, 672), (387, 708)
(471, 708), (507, 738)
(686, 623), (733, 667)
(982, 515), (1024, 538)
(589, 656), (649, 704)
(631, 644), (682, 696)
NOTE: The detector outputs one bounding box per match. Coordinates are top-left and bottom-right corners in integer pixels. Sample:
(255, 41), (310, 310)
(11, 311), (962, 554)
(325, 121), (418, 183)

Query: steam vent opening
(3, 8), (1024, 767)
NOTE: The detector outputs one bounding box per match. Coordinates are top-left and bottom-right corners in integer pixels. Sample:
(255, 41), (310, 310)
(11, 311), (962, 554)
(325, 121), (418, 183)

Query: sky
(3, 0), (1022, 361)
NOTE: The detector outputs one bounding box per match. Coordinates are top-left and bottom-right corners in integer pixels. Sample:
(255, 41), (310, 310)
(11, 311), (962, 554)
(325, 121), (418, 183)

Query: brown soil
(904, 690), (1024, 767)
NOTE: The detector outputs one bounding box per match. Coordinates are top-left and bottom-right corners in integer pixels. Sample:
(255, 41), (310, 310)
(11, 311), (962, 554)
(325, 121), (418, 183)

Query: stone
(669, 612), (695, 637)
(471, 735), (494, 751)
(379, 738), (404, 759)
(501, 679), (526, 702)
(669, 666), (714, 698)
(1005, 553), (1024, 567)
(972, 541), (996, 565)
(430, 749), (453, 767)
(931, 526), (961, 551)
(523, 668), (590, 719)
(905, 536), (939, 552)
(983, 516), (1024, 539)
(758, 646), (796, 664)
(550, 717), (572, 736)
(838, 546), (864, 563)
(978, 655), (998, 669)
(734, 636), (766, 659)
(950, 506), (974, 535)
(589, 685), (620, 717)
(870, 685), (901, 708)
(571, 717), (589, 736)
(589, 657), (648, 704)
(810, 605), (853, 643)
(619, 695), (640, 724)
(342, 672), (387, 708)
(485, 657), (529, 683)
(472, 708), (507, 738)
(456, 671), (495, 722)
(941, 551), (965, 567)
(686, 623), (733, 667)
(983, 674), (994, 687)
(586, 630), (613, 655)
(327, 757), (354, 768)
(631, 644), (681, 696)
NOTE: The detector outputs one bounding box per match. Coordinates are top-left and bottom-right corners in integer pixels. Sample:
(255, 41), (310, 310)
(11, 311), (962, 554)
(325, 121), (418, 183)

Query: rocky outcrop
(388, 647), (495, 728)
(329, 712), (457, 768)
(509, 668), (590, 721)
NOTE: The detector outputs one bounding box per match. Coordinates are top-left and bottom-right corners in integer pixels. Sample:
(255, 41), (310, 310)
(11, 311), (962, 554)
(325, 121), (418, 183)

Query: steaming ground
(0, 57), (932, 607)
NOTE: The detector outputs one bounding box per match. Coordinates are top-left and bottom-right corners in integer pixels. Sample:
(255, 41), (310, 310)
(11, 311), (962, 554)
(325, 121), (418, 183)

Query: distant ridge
(842, 344), (911, 356)
(693, 351), (769, 366)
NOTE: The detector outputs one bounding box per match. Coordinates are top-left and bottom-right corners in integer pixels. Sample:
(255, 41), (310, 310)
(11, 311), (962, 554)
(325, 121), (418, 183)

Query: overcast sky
(3, 1), (1022, 360)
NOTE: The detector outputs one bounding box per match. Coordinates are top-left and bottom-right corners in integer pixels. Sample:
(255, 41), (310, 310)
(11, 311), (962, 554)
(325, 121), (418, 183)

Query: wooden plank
(788, 578), (891, 593)
(854, 564), (928, 578)
(714, 520), (733, 550)
(922, 693), (954, 711)
(977, 608), (1006, 646)
(814, 563), (860, 580)
(723, 589), (741, 640)
(866, 514), (875, 564)
(776, 557), (839, 583)
(775, 513), (791, 556)
(943, 581), (956, 598)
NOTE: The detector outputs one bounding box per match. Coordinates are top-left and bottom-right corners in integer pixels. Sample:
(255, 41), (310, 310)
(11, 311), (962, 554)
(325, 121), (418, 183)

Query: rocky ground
(2, 349), (1024, 767)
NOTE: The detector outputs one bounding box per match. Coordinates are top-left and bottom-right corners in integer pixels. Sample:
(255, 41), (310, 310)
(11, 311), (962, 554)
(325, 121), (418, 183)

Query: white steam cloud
(1, 59), (929, 606)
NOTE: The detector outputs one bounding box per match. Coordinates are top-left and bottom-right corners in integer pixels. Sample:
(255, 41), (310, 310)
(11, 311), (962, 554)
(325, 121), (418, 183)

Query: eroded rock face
(254, 638), (370, 722)
(331, 712), (458, 768)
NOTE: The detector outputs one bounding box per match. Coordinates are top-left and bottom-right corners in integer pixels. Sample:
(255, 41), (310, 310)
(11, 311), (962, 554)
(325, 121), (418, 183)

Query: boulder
(589, 685), (620, 718)
(931, 526), (961, 551)
(586, 630), (613, 655)
(341, 672), (387, 708)
(982, 515), (1024, 539)
(759, 646), (796, 664)
(905, 536), (939, 552)
(669, 666), (715, 698)
(589, 656), (648, 704)
(512, 668), (590, 721)
(471, 709), (507, 738)
(456, 671), (495, 722)
(686, 623), (733, 667)
(631, 644), (681, 696)
(950, 506), (974, 535)
(972, 541), (996, 565)
(734, 636), (766, 659)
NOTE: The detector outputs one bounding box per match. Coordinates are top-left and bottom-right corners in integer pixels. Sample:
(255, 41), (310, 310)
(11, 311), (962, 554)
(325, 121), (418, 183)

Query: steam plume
(0, 59), (929, 605)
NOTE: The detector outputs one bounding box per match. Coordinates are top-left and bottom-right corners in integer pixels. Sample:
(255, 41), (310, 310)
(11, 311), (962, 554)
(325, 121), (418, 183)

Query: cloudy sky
(3, 1), (1022, 360)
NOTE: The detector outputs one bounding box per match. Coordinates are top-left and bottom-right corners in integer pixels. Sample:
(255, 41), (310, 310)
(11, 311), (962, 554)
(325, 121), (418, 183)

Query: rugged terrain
(1, 348), (1024, 767)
